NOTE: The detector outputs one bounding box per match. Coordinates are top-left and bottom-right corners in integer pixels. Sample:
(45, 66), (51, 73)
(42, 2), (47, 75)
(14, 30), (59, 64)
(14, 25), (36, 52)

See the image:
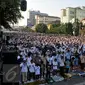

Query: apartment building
(61, 6), (85, 23)
(35, 15), (60, 25)
(27, 10), (48, 26)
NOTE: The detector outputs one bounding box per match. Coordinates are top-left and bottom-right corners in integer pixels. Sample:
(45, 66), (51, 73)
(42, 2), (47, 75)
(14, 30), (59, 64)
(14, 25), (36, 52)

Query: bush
(35, 23), (48, 33)
(21, 27), (35, 32)
(47, 24), (67, 34)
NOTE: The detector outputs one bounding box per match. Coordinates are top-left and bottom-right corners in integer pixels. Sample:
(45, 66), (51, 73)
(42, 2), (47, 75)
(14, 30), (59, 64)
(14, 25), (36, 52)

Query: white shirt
(27, 57), (32, 65)
(35, 66), (40, 75)
(47, 57), (53, 65)
(29, 63), (35, 73)
(83, 44), (85, 52)
(20, 52), (26, 59)
(20, 63), (28, 72)
(58, 58), (64, 67)
(17, 55), (20, 60)
(53, 61), (58, 70)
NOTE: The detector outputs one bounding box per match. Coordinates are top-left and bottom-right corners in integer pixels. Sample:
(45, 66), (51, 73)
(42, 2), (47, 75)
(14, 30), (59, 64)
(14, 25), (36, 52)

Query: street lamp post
(73, 8), (80, 36)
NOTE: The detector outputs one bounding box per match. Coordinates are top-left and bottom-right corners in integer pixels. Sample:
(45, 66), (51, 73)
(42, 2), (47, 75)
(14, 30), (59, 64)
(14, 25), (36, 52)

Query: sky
(17, 0), (85, 26)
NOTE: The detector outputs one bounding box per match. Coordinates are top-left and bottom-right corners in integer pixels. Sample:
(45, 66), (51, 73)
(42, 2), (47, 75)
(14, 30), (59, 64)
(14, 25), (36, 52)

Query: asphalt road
(49, 76), (85, 85)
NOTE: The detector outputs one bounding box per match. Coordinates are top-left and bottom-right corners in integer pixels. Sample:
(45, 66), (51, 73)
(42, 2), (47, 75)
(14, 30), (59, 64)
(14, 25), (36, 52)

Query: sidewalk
(23, 70), (85, 85)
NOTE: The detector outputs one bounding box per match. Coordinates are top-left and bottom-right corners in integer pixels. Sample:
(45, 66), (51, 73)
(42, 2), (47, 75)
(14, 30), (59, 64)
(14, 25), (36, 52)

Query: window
(70, 11), (74, 14)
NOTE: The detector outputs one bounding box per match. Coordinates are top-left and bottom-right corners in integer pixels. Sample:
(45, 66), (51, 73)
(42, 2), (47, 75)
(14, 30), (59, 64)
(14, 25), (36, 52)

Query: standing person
(28, 60), (35, 81)
(58, 56), (65, 77)
(46, 57), (51, 79)
(65, 49), (71, 61)
(73, 56), (79, 70)
(17, 54), (23, 64)
(52, 58), (58, 76)
(27, 52), (32, 65)
(65, 59), (71, 73)
(20, 59), (28, 83)
(26, 53), (32, 80)
(46, 54), (53, 78)
(35, 64), (40, 80)
(80, 53), (85, 71)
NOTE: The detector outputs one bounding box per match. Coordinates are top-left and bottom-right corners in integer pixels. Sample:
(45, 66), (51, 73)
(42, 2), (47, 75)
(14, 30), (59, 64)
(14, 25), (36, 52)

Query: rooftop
(36, 14), (60, 19)
(66, 6), (85, 10)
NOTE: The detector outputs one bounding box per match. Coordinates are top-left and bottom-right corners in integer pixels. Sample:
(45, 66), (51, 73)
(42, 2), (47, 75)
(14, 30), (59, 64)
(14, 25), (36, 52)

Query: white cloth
(17, 56), (20, 60)
(20, 63), (28, 72)
(53, 61), (58, 70)
(47, 57), (53, 65)
(58, 58), (64, 67)
(35, 66), (40, 75)
(29, 63), (35, 73)
(27, 57), (32, 65)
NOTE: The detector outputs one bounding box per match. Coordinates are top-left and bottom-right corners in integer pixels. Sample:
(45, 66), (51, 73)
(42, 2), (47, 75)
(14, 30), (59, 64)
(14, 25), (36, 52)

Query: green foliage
(73, 19), (80, 36)
(21, 27), (35, 32)
(35, 23), (48, 33)
(75, 19), (80, 36)
(35, 23), (74, 35)
(65, 23), (73, 35)
(47, 24), (67, 34)
(0, 0), (23, 29)
(51, 24), (60, 28)
(80, 29), (85, 35)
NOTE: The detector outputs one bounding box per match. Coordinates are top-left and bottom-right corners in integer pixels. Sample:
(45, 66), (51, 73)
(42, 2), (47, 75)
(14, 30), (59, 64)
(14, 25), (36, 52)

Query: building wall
(61, 6), (85, 23)
(28, 10), (48, 26)
(35, 15), (60, 25)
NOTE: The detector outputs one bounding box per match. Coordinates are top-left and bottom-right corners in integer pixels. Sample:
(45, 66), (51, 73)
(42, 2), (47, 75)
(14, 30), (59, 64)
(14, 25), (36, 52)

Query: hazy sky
(18, 0), (85, 26)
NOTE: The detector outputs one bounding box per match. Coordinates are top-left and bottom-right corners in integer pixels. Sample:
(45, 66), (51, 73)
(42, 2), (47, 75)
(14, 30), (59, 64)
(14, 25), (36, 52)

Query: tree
(66, 23), (73, 35)
(0, 0), (23, 29)
(21, 27), (35, 32)
(47, 24), (67, 34)
(51, 23), (60, 28)
(75, 19), (80, 36)
(73, 19), (80, 36)
(35, 23), (48, 33)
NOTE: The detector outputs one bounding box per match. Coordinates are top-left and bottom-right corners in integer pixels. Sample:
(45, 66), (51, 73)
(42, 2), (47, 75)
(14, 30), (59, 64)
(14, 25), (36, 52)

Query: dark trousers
(80, 63), (84, 70)
(53, 70), (58, 75)
(65, 68), (69, 73)
(46, 70), (50, 79)
(35, 75), (40, 80)
(60, 66), (65, 77)
(29, 72), (35, 80)
(27, 70), (30, 80)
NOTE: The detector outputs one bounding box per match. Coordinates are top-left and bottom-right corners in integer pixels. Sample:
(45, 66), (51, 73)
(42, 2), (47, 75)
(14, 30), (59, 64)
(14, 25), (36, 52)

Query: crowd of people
(2, 32), (85, 84)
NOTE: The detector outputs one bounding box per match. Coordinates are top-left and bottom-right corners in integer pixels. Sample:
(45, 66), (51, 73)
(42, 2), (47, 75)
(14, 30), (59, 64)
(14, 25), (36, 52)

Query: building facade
(61, 6), (85, 23)
(35, 15), (60, 25)
(27, 10), (48, 26)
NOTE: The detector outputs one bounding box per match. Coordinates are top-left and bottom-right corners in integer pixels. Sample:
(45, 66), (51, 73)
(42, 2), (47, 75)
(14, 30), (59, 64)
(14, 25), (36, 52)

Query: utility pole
(73, 8), (76, 36)
(73, 7), (79, 36)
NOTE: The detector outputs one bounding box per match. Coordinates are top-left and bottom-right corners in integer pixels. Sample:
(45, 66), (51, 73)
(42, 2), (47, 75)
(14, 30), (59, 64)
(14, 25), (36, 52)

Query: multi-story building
(61, 6), (85, 23)
(35, 15), (60, 25)
(27, 10), (48, 26)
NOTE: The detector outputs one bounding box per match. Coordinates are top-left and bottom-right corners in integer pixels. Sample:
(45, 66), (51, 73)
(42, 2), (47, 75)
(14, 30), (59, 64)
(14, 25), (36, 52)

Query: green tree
(21, 27), (35, 32)
(35, 23), (48, 33)
(0, 0), (23, 29)
(75, 19), (80, 36)
(51, 23), (60, 28)
(73, 19), (80, 36)
(66, 23), (73, 35)
(47, 24), (67, 34)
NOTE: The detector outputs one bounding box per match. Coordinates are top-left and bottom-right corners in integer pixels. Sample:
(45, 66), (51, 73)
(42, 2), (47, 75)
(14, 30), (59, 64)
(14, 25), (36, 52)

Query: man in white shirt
(35, 64), (40, 80)
(26, 56), (32, 65)
(28, 60), (35, 80)
(58, 57), (65, 77)
(52, 58), (58, 76)
(20, 60), (28, 83)
(46, 56), (53, 66)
